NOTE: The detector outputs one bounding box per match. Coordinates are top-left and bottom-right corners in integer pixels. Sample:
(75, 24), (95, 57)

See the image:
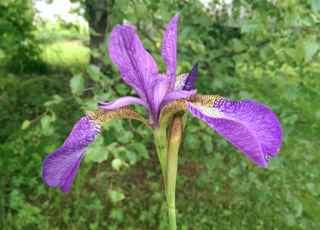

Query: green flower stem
(166, 116), (183, 230)
(154, 127), (168, 184)
(155, 114), (183, 230)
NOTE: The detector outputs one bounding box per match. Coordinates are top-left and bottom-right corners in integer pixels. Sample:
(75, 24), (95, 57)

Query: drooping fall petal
(42, 108), (149, 192)
(161, 14), (179, 89)
(108, 24), (158, 101)
(188, 96), (282, 167)
(42, 116), (100, 192)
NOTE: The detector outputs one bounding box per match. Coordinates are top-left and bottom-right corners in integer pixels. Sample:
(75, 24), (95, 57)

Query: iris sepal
(42, 108), (148, 192)
(187, 96), (282, 167)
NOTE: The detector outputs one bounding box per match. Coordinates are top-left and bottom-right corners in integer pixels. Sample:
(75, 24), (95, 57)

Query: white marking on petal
(174, 73), (188, 90)
(191, 104), (224, 118)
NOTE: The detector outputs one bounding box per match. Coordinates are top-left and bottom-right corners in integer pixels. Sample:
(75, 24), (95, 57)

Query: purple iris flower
(98, 15), (196, 124)
(42, 15), (282, 192)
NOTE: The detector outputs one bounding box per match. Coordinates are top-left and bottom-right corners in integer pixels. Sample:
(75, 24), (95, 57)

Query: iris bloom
(42, 15), (282, 229)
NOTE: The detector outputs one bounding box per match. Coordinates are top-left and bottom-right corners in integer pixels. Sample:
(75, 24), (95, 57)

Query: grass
(41, 40), (89, 72)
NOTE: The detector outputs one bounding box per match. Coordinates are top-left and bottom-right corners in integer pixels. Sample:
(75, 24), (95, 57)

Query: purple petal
(161, 15), (179, 89)
(108, 25), (158, 100)
(42, 116), (100, 192)
(161, 89), (196, 108)
(149, 78), (170, 122)
(98, 96), (147, 110)
(188, 99), (282, 167)
(183, 64), (198, 91)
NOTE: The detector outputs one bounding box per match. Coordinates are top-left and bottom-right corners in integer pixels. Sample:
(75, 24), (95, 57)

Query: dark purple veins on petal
(188, 99), (282, 167)
(161, 14), (179, 79)
(108, 24), (158, 102)
(42, 116), (100, 192)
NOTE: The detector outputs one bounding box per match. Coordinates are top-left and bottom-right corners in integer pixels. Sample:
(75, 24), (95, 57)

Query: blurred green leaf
(111, 158), (123, 171)
(21, 120), (31, 130)
(311, 0), (320, 12)
(108, 190), (125, 204)
(87, 64), (102, 82)
(110, 208), (124, 222)
(304, 38), (319, 62)
(131, 142), (149, 159)
(70, 74), (85, 95)
(118, 131), (133, 144)
(85, 137), (108, 163)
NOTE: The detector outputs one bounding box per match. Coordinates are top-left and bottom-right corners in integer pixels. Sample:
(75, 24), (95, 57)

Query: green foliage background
(1, 0), (320, 229)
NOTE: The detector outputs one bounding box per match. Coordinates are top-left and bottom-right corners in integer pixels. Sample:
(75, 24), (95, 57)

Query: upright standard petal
(174, 64), (198, 91)
(183, 64), (198, 91)
(108, 25), (158, 100)
(161, 15), (179, 88)
(98, 96), (147, 110)
(42, 116), (100, 192)
(149, 78), (170, 123)
(188, 96), (282, 167)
